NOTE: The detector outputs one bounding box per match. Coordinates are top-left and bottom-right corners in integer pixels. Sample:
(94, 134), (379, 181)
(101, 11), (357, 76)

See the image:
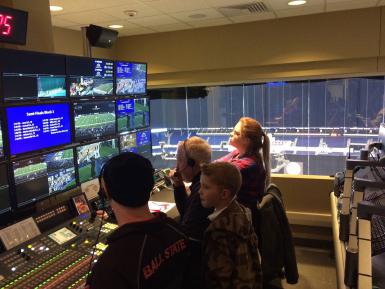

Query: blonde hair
(239, 117), (271, 186)
(201, 162), (241, 196)
(183, 136), (212, 165)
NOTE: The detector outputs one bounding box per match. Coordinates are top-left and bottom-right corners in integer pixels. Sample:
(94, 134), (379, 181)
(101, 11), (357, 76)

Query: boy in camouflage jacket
(199, 162), (262, 289)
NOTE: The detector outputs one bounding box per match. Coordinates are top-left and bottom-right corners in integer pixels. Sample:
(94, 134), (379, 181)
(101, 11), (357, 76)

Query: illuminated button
(84, 240), (90, 244)
(45, 248), (50, 251)
(79, 222), (84, 225)
(39, 246), (45, 251)
(27, 245), (32, 249)
(11, 267), (16, 272)
(20, 249), (25, 253)
(71, 244), (76, 248)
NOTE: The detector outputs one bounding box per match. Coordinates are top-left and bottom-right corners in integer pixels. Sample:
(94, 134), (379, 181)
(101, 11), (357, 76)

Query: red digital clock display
(0, 6), (28, 45)
(0, 14), (13, 36)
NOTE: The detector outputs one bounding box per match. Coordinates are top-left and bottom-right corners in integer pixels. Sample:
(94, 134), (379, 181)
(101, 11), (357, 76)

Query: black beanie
(101, 152), (154, 207)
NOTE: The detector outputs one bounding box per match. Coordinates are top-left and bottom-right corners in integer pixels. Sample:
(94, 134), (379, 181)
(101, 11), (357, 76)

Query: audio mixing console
(0, 216), (117, 289)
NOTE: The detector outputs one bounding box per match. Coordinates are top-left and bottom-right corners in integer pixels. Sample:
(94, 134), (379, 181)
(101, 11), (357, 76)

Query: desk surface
(150, 187), (180, 220)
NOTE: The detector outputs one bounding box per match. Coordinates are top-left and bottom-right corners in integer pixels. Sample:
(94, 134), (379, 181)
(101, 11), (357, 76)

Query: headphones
(183, 140), (196, 167)
(98, 159), (111, 205)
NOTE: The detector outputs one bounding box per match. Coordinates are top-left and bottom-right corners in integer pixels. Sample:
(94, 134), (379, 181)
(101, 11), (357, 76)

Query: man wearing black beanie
(85, 152), (190, 289)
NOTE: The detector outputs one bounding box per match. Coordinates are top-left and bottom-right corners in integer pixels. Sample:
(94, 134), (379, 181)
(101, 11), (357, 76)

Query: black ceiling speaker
(86, 24), (118, 48)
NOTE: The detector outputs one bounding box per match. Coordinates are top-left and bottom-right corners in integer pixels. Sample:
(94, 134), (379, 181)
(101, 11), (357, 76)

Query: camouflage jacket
(203, 200), (262, 289)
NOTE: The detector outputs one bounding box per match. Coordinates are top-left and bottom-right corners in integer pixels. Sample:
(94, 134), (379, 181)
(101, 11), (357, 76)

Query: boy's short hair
(201, 162), (242, 196)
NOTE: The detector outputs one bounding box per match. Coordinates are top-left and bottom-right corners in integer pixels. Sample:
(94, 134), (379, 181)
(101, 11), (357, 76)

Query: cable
(86, 208), (105, 277)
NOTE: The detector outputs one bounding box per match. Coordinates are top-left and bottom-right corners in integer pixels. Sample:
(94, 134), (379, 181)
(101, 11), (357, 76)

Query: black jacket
(173, 173), (213, 289)
(259, 183), (299, 285)
(86, 213), (190, 289)
(173, 173), (213, 241)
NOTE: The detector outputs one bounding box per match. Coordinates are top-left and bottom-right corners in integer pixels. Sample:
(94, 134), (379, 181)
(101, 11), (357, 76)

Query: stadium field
(118, 116), (129, 132)
(100, 143), (119, 158)
(79, 164), (92, 183)
(95, 83), (113, 94)
(75, 113), (115, 129)
(62, 149), (74, 160)
(15, 163), (47, 178)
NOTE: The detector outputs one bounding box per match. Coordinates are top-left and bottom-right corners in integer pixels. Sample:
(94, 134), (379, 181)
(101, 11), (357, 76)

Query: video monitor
(68, 57), (113, 98)
(136, 128), (152, 158)
(119, 131), (136, 153)
(76, 138), (119, 183)
(12, 148), (76, 207)
(6, 103), (72, 156)
(74, 101), (116, 142)
(0, 164), (11, 214)
(0, 117), (4, 158)
(116, 62), (147, 95)
(3, 74), (66, 101)
(0, 50), (67, 101)
(117, 98), (150, 132)
(120, 129), (151, 158)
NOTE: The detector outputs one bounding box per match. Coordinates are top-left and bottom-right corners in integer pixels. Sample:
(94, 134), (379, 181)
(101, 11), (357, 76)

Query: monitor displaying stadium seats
(0, 116), (4, 158)
(0, 164), (11, 214)
(0, 49), (67, 101)
(115, 62), (147, 95)
(73, 101), (116, 142)
(6, 103), (72, 156)
(68, 56), (113, 98)
(12, 148), (76, 207)
(116, 98), (150, 133)
(76, 138), (119, 183)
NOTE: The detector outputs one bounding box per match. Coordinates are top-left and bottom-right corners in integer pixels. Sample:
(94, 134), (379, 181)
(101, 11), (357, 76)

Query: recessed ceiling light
(50, 5), (63, 12)
(188, 13), (206, 19)
(288, 0), (307, 6)
(108, 24), (124, 29)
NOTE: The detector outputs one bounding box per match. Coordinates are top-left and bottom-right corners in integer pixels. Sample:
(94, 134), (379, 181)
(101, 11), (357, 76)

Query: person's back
(203, 200), (262, 289)
(85, 152), (190, 289)
(87, 213), (189, 289)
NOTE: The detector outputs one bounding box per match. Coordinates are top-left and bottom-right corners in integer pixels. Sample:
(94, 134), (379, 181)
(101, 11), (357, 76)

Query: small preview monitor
(0, 116), (4, 158)
(12, 148), (76, 207)
(76, 138), (119, 183)
(119, 131), (136, 153)
(115, 62), (147, 95)
(72, 194), (90, 215)
(68, 57), (113, 98)
(136, 128), (152, 158)
(117, 98), (149, 132)
(48, 227), (77, 245)
(6, 103), (72, 156)
(73, 101), (116, 142)
(0, 164), (11, 215)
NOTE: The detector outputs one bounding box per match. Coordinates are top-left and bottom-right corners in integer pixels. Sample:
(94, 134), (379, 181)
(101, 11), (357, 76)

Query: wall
(52, 26), (116, 59)
(0, 0), (54, 53)
(115, 7), (384, 88)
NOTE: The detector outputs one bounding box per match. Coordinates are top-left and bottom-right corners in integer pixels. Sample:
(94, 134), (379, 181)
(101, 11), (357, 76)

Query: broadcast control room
(0, 0), (384, 288)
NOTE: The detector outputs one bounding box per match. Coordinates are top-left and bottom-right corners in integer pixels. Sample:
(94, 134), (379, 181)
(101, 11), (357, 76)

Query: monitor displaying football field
(77, 138), (119, 183)
(74, 101), (116, 142)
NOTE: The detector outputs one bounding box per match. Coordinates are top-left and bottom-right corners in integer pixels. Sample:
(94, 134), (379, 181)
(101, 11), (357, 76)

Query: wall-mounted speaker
(86, 24), (118, 48)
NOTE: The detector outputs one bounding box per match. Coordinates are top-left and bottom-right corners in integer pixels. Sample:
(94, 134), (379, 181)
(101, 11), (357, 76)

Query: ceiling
(50, 0), (385, 37)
